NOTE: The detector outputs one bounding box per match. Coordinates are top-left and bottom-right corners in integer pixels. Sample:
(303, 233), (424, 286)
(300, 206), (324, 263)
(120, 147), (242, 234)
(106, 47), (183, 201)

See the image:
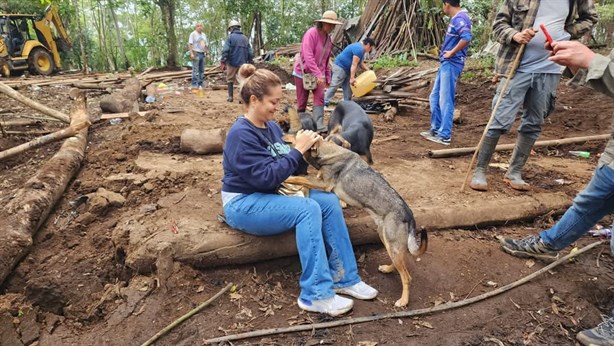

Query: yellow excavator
(0, 4), (71, 77)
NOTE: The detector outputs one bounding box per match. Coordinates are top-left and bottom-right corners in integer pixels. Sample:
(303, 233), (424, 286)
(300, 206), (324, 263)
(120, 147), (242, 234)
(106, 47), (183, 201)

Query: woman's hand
(294, 130), (322, 154)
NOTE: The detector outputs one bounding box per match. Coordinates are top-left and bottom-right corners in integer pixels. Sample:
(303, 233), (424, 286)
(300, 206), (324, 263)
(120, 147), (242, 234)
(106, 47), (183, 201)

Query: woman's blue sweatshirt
(222, 117), (306, 194)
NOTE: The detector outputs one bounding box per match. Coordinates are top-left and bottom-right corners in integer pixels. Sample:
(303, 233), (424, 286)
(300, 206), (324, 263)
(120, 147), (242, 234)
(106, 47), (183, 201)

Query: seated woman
(221, 64), (377, 316)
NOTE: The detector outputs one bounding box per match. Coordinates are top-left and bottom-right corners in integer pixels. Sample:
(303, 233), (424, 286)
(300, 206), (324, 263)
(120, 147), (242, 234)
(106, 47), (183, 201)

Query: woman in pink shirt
(293, 11), (342, 134)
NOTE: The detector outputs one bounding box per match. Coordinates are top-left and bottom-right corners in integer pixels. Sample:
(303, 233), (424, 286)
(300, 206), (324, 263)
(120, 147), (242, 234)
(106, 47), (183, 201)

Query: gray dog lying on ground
(283, 111), (428, 307)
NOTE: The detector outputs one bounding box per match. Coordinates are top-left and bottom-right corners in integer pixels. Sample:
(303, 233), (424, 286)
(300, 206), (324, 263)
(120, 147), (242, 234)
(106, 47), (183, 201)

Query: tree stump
(180, 128), (226, 155)
(99, 77), (142, 113)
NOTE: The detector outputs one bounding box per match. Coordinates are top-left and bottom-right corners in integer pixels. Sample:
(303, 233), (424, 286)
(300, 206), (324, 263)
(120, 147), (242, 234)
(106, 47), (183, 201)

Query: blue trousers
(191, 52), (205, 87)
(540, 164), (614, 252)
(223, 190), (361, 301)
(429, 61), (463, 140)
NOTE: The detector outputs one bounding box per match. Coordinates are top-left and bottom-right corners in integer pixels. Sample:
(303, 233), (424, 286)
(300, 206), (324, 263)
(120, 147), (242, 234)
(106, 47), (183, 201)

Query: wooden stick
(17, 115), (63, 122)
(141, 283), (233, 346)
(460, 44), (526, 191)
(137, 67), (154, 79)
(100, 111), (148, 119)
(0, 119), (43, 127)
(203, 240), (605, 344)
(0, 81), (71, 123)
(0, 121), (90, 161)
(429, 134), (611, 158)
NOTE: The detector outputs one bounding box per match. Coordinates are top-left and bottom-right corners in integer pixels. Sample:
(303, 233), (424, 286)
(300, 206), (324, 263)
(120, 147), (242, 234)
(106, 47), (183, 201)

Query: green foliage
(597, 3), (614, 21)
(372, 53), (419, 70)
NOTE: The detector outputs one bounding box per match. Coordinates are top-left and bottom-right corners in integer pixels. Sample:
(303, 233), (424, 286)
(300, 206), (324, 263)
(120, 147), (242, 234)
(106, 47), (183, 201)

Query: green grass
(372, 53), (419, 70)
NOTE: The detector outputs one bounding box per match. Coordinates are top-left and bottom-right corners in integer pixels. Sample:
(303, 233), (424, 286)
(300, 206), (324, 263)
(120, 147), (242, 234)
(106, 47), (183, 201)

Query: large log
(0, 81), (70, 123)
(99, 77), (142, 113)
(0, 91), (89, 286)
(112, 190), (571, 273)
(429, 134), (611, 158)
(180, 128), (226, 155)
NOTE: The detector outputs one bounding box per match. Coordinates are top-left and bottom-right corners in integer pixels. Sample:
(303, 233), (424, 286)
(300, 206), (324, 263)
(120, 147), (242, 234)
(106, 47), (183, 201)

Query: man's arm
(350, 55), (360, 85)
(188, 33), (195, 59)
(565, 0), (598, 39)
(359, 61), (369, 71)
(492, 1), (519, 45)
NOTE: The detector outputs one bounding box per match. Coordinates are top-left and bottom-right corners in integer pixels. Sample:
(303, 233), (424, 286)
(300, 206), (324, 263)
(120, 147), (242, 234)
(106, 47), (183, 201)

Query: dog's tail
(408, 226), (428, 257)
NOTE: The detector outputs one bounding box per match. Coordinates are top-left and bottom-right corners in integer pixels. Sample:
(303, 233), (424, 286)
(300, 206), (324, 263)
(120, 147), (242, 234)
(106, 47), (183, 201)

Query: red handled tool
(539, 24), (553, 45)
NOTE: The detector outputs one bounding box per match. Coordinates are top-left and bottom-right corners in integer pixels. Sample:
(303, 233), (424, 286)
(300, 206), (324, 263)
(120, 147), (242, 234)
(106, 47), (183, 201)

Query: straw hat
(315, 10), (343, 25)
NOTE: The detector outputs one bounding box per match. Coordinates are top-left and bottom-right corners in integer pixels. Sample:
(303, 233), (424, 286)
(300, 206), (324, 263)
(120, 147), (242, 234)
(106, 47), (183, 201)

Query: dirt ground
(1, 63), (614, 346)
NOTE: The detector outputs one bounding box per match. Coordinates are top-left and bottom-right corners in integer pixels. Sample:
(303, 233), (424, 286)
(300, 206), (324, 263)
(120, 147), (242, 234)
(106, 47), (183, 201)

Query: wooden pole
(429, 134), (611, 158)
(203, 240), (605, 344)
(460, 45), (526, 191)
(0, 82), (71, 123)
(0, 121), (90, 161)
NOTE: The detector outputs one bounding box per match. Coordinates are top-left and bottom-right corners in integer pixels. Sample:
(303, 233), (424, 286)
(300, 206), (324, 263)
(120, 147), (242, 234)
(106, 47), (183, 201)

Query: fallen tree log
(0, 81), (71, 123)
(99, 77), (141, 113)
(112, 190), (570, 272)
(0, 119), (43, 127)
(0, 121), (89, 161)
(180, 128), (226, 154)
(0, 91), (89, 286)
(429, 134), (611, 158)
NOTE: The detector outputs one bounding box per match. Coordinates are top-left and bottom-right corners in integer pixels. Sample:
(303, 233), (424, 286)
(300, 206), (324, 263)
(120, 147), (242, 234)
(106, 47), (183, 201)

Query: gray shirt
(518, 0), (571, 74)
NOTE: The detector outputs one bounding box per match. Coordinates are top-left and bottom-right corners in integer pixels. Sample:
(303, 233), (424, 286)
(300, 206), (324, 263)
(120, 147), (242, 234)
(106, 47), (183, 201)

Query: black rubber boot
(504, 133), (537, 191)
(227, 82), (233, 102)
(470, 135), (500, 191)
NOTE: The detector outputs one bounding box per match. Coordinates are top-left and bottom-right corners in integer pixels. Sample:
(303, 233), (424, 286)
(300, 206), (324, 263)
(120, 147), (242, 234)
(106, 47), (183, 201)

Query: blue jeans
(324, 64), (352, 106)
(429, 61), (463, 140)
(540, 164), (614, 251)
(223, 190), (361, 301)
(191, 52), (205, 87)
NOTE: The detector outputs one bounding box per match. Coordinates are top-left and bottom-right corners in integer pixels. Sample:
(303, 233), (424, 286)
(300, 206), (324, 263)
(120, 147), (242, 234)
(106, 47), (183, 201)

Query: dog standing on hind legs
(284, 108), (427, 307)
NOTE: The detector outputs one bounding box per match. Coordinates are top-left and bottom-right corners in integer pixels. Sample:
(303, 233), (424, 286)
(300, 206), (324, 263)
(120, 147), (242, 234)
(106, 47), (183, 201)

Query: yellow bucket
(351, 70), (377, 97)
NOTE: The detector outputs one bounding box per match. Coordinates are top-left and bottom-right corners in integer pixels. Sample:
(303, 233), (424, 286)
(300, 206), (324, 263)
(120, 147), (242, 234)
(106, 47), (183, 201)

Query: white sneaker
(334, 281), (378, 300)
(297, 294), (354, 316)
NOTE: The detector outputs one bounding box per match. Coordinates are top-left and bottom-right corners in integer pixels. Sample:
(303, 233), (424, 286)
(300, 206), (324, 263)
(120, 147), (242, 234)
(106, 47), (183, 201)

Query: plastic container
(109, 118), (122, 125)
(569, 150), (590, 158)
(350, 70), (377, 97)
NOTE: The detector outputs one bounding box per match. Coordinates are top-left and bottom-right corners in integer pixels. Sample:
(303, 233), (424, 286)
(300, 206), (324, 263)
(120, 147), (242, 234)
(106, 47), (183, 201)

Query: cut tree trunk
(0, 91), (90, 286)
(112, 191), (571, 272)
(180, 128), (226, 155)
(99, 77), (142, 113)
(0, 82), (70, 123)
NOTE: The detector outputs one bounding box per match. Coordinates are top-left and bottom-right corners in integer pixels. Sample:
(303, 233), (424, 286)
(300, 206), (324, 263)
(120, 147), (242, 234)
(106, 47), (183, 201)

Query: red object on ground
(540, 24), (553, 45)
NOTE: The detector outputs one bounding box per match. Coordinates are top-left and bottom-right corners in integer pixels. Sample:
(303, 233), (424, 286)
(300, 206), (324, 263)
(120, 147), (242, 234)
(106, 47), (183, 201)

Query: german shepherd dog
(284, 111), (428, 307)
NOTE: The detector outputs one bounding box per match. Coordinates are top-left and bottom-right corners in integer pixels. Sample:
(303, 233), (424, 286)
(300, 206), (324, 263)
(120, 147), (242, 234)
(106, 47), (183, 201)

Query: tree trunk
(113, 191), (571, 273)
(0, 91), (90, 286)
(99, 77), (142, 113)
(109, 2), (130, 70)
(73, 0), (89, 74)
(180, 128), (226, 154)
(157, 0), (178, 67)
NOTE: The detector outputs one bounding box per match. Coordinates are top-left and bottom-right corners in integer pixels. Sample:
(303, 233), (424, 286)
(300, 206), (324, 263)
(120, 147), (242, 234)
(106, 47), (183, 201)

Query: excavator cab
(0, 4), (71, 77)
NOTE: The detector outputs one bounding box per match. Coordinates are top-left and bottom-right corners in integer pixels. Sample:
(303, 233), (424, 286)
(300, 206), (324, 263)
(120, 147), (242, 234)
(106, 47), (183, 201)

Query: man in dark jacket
(221, 20), (254, 102)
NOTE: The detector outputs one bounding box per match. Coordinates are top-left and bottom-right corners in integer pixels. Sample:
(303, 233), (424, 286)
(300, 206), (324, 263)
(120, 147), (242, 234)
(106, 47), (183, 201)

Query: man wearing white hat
(293, 11), (343, 134)
(221, 20), (253, 102)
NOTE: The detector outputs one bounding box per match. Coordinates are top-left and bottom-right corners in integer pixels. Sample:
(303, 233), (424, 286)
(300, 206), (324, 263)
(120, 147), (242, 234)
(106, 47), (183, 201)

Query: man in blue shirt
(324, 38), (376, 106)
(421, 0), (472, 146)
(221, 20), (254, 102)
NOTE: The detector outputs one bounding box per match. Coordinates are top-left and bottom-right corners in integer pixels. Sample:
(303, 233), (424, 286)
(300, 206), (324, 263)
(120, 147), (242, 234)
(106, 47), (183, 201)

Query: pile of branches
(354, 67), (438, 110)
(354, 0), (445, 59)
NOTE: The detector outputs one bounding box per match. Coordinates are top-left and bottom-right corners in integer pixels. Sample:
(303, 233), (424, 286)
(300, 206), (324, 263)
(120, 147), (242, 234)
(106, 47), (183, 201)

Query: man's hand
(350, 77), (356, 86)
(512, 28), (537, 45)
(442, 50), (454, 59)
(548, 40), (595, 71)
(317, 76), (325, 86)
(220, 62), (226, 71)
(190, 52), (195, 60)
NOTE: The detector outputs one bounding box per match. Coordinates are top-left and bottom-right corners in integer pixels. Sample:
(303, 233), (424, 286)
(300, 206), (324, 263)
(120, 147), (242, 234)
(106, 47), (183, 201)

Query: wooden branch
(0, 120), (44, 127)
(203, 240), (605, 344)
(0, 121), (89, 161)
(0, 81), (71, 123)
(137, 67), (154, 79)
(0, 91), (90, 286)
(428, 134), (611, 158)
(17, 115), (63, 122)
(140, 283), (233, 346)
(100, 111), (148, 119)
(71, 82), (116, 90)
